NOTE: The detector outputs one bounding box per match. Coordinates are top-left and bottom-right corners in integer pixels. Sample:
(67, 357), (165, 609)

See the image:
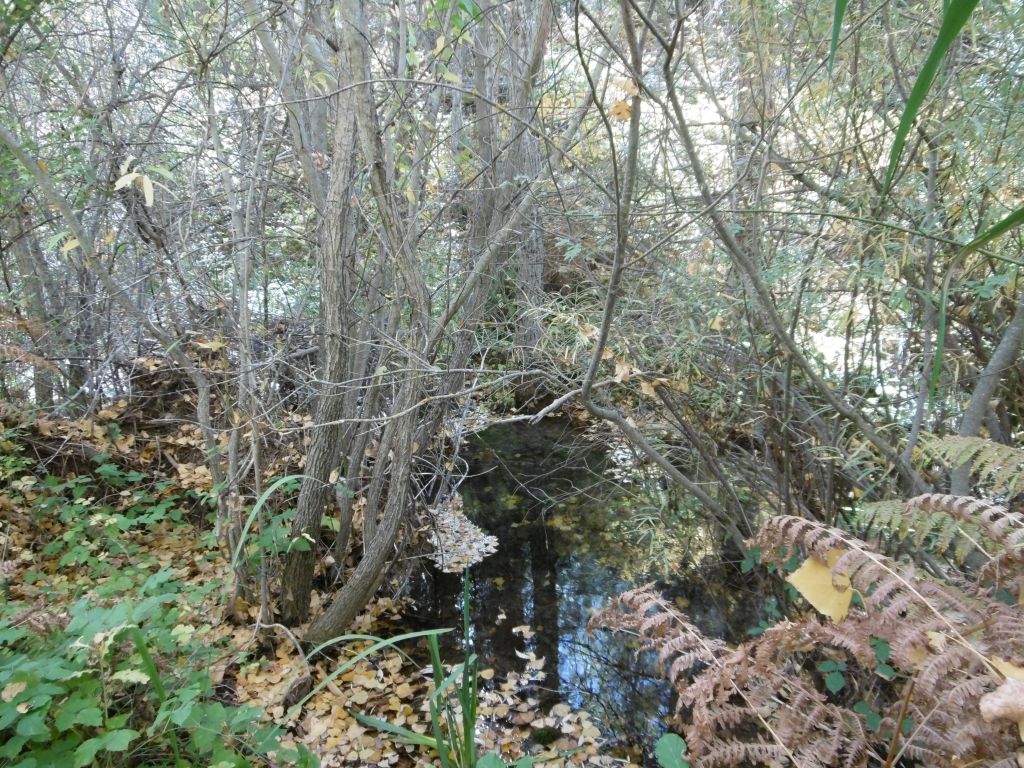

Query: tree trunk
(280, 65), (360, 624)
(950, 291), (1024, 495)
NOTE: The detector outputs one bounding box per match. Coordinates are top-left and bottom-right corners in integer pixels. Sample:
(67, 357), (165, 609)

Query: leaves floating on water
(427, 493), (499, 573)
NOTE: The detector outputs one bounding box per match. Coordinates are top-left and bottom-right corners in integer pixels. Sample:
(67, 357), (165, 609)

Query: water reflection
(416, 420), (761, 763)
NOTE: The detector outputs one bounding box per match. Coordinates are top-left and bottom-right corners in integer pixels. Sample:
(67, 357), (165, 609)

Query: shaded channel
(411, 419), (766, 764)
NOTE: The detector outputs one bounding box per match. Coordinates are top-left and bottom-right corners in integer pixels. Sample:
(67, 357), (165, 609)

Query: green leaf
(55, 698), (104, 731)
(828, 0), (849, 75)
(882, 0), (980, 198)
(853, 700), (883, 730)
(870, 637), (891, 663)
(825, 671), (846, 693)
(351, 713), (437, 749)
(654, 732), (689, 768)
(73, 738), (102, 768)
(478, 754), (507, 768)
(876, 663), (897, 679)
(961, 204), (1024, 256)
(147, 165), (175, 181)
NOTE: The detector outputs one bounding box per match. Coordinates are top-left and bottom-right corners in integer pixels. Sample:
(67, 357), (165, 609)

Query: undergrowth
(0, 436), (318, 768)
(592, 486), (1024, 767)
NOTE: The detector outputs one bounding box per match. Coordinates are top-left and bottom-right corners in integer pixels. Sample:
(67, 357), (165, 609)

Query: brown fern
(0, 343), (58, 373)
(591, 497), (1024, 767)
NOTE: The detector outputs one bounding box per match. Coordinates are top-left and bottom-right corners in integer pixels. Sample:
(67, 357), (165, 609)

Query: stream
(410, 419), (766, 764)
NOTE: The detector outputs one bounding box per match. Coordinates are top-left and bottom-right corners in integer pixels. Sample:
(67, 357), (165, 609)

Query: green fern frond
(919, 434), (1024, 497)
(850, 500), (905, 542)
(852, 497), (981, 563)
(905, 494), (1024, 566)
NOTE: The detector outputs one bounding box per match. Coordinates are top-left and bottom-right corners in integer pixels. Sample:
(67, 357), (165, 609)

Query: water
(411, 419), (763, 763)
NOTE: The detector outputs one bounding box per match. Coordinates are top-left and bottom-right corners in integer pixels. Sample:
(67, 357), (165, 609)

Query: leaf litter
(0, 403), (636, 767)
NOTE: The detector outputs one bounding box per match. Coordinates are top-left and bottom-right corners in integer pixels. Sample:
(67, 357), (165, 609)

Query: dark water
(411, 419), (764, 763)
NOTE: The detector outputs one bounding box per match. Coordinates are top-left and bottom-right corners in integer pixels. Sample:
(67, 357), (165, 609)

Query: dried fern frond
(844, 492), (1023, 586)
(592, 501), (1024, 767)
(0, 344), (58, 373)
(591, 585), (868, 767)
(905, 494), (1024, 554)
(920, 434), (1024, 498)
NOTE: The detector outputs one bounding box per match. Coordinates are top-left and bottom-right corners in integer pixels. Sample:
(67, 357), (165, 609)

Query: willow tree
(242, 0), (568, 640)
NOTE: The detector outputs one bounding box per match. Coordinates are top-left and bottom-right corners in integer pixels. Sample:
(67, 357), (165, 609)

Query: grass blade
(828, 0), (849, 75)
(230, 473), (307, 575)
(284, 628), (451, 717)
(961, 204), (1024, 256)
(428, 698), (455, 768)
(882, 0), (979, 198)
(352, 713), (438, 749)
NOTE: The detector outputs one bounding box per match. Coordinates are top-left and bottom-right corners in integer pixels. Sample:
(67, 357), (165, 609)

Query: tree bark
(950, 291), (1024, 494)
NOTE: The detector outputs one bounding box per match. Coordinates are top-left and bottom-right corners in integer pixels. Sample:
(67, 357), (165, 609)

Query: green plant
(343, 576), (533, 768)
(0, 580), (318, 767)
(653, 732), (689, 768)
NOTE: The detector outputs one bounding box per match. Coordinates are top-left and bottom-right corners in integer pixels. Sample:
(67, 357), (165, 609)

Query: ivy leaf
(654, 732), (690, 768)
(876, 663), (897, 680)
(73, 729), (139, 768)
(870, 637), (891, 663)
(825, 671), (846, 693)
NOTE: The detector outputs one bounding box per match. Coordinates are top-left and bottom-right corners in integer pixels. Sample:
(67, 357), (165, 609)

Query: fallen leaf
(2, 681), (26, 702)
(787, 549), (852, 622)
(979, 679), (1024, 742)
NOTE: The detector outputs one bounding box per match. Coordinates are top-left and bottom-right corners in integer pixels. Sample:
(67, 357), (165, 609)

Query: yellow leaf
(61, 238), (80, 255)
(442, 70), (462, 84)
(193, 339), (226, 351)
(613, 359), (632, 383)
(978, 679), (1024, 742)
(114, 171), (139, 190)
(141, 174), (154, 206)
(786, 549), (851, 622)
(640, 378), (669, 397)
(906, 643), (931, 670)
(709, 316), (724, 331)
(614, 77), (640, 96)
(395, 682), (413, 698)
(992, 657), (1024, 681)
(112, 669), (151, 685)
(609, 100), (631, 120)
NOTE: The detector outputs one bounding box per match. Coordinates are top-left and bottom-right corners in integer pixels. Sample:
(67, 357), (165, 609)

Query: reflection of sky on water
(417, 420), (760, 764)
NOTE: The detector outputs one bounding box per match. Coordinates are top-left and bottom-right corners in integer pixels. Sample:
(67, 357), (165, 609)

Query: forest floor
(0, 402), (636, 767)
